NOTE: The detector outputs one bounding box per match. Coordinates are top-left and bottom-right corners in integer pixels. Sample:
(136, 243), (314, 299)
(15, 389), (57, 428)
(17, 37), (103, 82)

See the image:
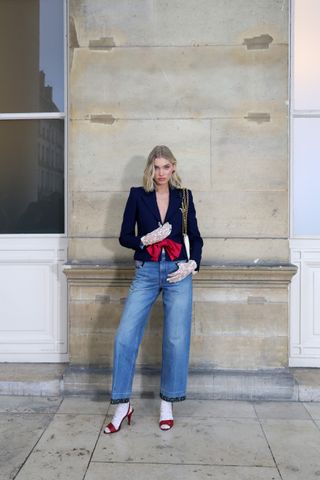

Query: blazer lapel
(141, 187), (182, 224)
(165, 188), (182, 222)
(141, 190), (161, 223)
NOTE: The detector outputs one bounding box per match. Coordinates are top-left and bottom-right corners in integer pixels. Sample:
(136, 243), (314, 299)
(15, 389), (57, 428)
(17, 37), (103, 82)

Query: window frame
(290, 0), (320, 239)
(0, 0), (68, 238)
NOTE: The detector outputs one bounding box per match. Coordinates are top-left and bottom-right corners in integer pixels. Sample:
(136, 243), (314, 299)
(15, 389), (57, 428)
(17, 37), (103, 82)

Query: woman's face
(153, 157), (175, 186)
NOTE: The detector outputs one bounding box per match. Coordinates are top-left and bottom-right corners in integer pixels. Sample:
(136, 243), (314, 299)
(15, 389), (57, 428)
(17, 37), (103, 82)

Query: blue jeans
(110, 252), (193, 404)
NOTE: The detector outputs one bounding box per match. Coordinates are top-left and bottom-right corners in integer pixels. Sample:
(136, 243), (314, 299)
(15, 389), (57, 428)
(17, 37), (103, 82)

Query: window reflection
(294, 0), (320, 110)
(0, 120), (64, 233)
(0, 0), (64, 113)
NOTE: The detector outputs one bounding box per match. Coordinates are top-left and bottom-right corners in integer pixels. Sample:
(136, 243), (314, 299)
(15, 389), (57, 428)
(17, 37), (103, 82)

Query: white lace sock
(104, 402), (130, 433)
(160, 399), (173, 429)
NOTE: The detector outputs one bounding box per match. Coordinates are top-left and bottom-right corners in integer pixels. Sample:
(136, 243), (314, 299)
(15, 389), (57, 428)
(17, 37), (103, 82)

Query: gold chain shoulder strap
(181, 188), (189, 235)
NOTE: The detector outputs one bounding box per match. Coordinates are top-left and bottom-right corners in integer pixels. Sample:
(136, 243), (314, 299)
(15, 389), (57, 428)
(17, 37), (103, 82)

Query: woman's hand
(141, 222), (172, 246)
(167, 260), (197, 283)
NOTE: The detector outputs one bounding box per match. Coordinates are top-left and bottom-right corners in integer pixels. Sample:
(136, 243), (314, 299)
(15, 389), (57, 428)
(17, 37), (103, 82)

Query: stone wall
(67, 0), (293, 373)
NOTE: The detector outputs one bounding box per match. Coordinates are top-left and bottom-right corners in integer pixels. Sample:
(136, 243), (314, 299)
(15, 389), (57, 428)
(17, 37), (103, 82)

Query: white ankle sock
(105, 402), (130, 432)
(160, 399), (173, 429)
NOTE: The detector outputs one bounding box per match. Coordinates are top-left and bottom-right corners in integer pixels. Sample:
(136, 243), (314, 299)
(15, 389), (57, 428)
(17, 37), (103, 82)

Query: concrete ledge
(1, 364), (320, 401)
(63, 263), (298, 287)
(0, 364), (67, 396)
(62, 365), (301, 402)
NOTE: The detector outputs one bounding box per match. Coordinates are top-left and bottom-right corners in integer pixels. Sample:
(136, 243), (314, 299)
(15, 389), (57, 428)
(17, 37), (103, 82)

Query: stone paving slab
(0, 413), (53, 480)
(84, 462), (282, 480)
(303, 402), (320, 420)
(14, 414), (105, 480)
(93, 415), (274, 466)
(1, 396), (320, 479)
(57, 395), (109, 415)
(0, 396), (62, 414)
(113, 398), (257, 418)
(253, 401), (311, 420)
(260, 419), (320, 480)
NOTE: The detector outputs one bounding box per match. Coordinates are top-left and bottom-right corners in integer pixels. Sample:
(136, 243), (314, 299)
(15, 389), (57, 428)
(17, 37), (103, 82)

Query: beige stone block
(190, 335), (288, 369)
(200, 238), (289, 264)
(68, 237), (130, 263)
(67, 236), (290, 264)
(193, 285), (288, 305)
(70, 189), (287, 238)
(69, 328), (165, 366)
(70, 45), (288, 119)
(69, 119), (211, 192)
(69, 298), (164, 333)
(69, 331), (114, 364)
(69, 285), (130, 302)
(194, 302), (288, 336)
(211, 117), (288, 191)
(196, 190), (287, 237)
(70, 0), (288, 47)
(69, 191), (126, 237)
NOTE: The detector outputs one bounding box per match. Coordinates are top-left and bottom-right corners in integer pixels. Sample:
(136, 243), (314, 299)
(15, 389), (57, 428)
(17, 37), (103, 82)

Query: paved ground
(1, 395), (320, 480)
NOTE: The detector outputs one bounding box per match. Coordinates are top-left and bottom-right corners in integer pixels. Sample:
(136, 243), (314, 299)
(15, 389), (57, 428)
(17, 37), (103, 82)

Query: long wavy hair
(143, 145), (182, 192)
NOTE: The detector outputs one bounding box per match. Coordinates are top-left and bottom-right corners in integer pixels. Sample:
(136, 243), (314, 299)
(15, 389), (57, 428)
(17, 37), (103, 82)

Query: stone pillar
(65, 1), (296, 397)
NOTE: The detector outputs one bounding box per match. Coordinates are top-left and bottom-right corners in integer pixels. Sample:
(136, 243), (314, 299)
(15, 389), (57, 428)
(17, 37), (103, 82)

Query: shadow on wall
(89, 152), (169, 397)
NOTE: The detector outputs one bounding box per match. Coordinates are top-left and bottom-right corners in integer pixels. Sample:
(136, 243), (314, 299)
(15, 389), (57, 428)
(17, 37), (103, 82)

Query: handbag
(180, 188), (190, 260)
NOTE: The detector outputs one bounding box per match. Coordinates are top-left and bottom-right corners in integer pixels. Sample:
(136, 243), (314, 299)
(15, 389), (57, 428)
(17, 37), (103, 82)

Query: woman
(104, 145), (203, 434)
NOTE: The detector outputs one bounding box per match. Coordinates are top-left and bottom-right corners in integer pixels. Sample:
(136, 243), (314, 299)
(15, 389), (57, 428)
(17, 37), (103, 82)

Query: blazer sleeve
(119, 187), (142, 250)
(187, 190), (203, 271)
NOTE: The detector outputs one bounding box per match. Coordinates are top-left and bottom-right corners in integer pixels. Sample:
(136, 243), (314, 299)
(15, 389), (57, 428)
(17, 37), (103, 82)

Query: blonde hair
(143, 145), (182, 192)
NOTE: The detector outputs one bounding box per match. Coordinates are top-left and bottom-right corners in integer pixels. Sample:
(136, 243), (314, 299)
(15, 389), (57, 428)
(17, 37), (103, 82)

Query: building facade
(1, 0), (320, 396)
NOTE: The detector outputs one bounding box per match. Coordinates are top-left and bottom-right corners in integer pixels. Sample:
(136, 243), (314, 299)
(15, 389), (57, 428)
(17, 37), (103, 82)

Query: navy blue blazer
(119, 186), (203, 270)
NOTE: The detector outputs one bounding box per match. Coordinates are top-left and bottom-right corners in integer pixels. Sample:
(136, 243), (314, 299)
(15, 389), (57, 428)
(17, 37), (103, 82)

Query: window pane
(294, 0), (320, 110)
(0, 0), (64, 113)
(293, 118), (320, 235)
(0, 120), (64, 233)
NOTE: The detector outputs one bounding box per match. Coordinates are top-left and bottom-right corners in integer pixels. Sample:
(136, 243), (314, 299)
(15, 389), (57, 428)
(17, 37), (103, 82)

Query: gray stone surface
(303, 402), (320, 420)
(261, 419), (320, 480)
(69, 119), (211, 192)
(14, 413), (105, 480)
(85, 462), (281, 480)
(254, 401), (312, 420)
(93, 415), (274, 466)
(70, 0), (288, 47)
(0, 364), (66, 397)
(1, 395), (318, 480)
(0, 413), (53, 480)
(70, 46), (287, 119)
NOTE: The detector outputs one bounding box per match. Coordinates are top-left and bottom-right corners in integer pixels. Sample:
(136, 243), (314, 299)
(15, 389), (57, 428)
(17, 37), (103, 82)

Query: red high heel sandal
(159, 419), (174, 431)
(104, 403), (134, 434)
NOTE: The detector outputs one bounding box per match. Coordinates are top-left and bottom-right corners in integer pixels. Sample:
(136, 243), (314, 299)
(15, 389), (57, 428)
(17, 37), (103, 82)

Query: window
(0, 0), (65, 234)
(292, 0), (320, 236)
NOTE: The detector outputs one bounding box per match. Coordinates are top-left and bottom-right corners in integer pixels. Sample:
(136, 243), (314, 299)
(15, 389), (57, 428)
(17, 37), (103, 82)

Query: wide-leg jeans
(110, 254), (193, 404)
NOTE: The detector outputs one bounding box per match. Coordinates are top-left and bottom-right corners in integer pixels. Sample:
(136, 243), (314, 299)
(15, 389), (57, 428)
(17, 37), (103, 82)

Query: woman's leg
(160, 264), (193, 402)
(110, 262), (160, 403)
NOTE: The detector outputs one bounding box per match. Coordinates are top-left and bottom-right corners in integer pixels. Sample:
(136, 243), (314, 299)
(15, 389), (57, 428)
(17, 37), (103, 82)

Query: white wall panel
(290, 240), (320, 366)
(0, 237), (68, 362)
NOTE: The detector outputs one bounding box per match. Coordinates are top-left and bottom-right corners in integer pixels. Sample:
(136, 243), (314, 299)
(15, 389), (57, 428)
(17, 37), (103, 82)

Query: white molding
(0, 113), (65, 120)
(289, 357), (320, 367)
(289, 239), (320, 367)
(0, 353), (69, 362)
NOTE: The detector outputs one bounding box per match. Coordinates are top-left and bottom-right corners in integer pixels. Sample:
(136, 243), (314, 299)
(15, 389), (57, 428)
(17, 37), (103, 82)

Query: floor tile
(94, 415), (274, 467)
(128, 399), (256, 418)
(0, 396), (61, 414)
(14, 414), (105, 480)
(303, 402), (320, 420)
(261, 419), (320, 480)
(0, 413), (52, 480)
(254, 402), (310, 420)
(85, 463), (281, 480)
(57, 396), (109, 415)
